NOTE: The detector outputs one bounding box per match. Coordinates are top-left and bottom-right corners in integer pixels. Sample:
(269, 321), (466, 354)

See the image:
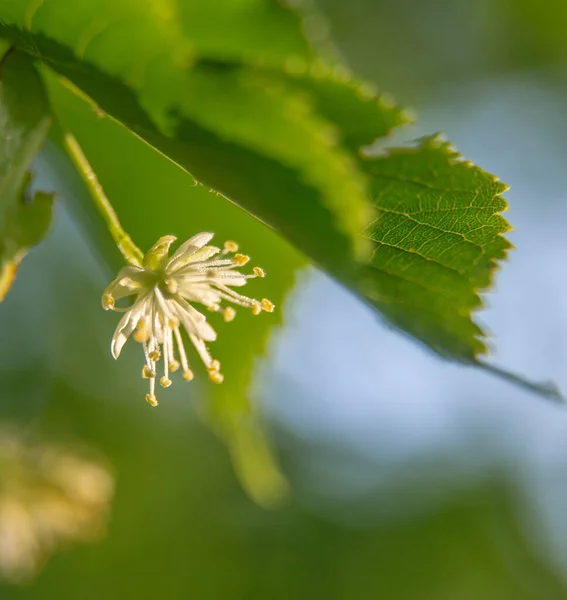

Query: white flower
(102, 232), (274, 406)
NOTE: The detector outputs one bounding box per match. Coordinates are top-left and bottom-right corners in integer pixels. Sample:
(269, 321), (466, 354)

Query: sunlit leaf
(0, 14), (370, 267)
(284, 68), (411, 149)
(356, 135), (511, 361)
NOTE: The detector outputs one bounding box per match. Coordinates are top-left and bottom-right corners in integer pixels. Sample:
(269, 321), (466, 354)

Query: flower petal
(167, 231), (213, 262)
(103, 266), (147, 305)
(183, 245), (221, 265)
(110, 295), (151, 358)
(189, 333), (214, 369)
(173, 298), (217, 342)
(111, 311), (136, 359)
(177, 282), (222, 306)
(209, 271), (248, 287)
(143, 235), (177, 271)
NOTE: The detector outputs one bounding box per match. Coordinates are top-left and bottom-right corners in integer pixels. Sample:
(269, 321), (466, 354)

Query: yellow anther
(149, 349), (161, 361)
(160, 376), (172, 388)
(210, 359), (221, 372)
(169, 360), (180, 372)
(223, 307), (236, 322)
(165, 279), (178, 294)
(145, 394), (159, 407)
(261, 298), (275, 313)
(168, 317), (180, 329)
(207, 304), (220, 312)
(251, 302), (262, 316)
(233, 253), (250, 266)
(133, 318), (149, 343)
(134, 328), (149, 343)
(253, 267), (266, 278)
(142, 365), (156, 379)
(182, 369), (194, 382)
(208, 371), (224, 384)
(102, 294), (115, 310)
(224, 240), (239, 253)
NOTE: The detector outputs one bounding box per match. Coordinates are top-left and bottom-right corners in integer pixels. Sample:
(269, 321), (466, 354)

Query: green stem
(62, 132), (144, 266)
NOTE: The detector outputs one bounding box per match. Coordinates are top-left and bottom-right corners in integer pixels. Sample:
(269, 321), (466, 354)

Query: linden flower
(0, 427), (114, 583)
(102, 232), (274, 406)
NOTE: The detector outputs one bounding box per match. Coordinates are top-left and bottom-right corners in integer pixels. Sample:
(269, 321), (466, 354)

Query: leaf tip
(478, 360), (566, 404)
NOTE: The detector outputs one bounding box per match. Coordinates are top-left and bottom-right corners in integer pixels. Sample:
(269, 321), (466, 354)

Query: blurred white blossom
(0, 426), (114, 583)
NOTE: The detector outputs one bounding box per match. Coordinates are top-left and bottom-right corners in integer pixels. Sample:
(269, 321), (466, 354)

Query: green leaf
(357, 135), (512, 361)
(164, 63), (373, 261)
(0, 184), (54, 301)
(0, 3), (555, 398)
(16, 0), (315, 68)
(0, 0), (373, 267)
(0, 48), (53, 301)
(0, 21), (373, 266)
(283, 67), (412, 150)
(175, 0), (316, 66)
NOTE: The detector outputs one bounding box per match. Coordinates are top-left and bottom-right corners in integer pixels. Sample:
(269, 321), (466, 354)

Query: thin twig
(62, 131), (143, 266)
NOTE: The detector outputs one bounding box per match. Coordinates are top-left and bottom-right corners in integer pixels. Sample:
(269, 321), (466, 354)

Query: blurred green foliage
(319, 0), (567, 99)
(2, 373), (565, 599)
(0, 50), (53, 300)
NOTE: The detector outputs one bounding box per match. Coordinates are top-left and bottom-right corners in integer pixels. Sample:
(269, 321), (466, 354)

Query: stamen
(163, 327), (172, 380)
(165, 279), (178, 294)
(134, 331), (147, 343)
(160, 376), (172, 388)
(149, 367), (156, 394)
(133, 330), (149, 343)
(133, 317), (149, 343)
(167, 327), (178, 370)
(145, 393), (158, 407)
(142, 341), (153, 366)
(223, 307), (236, 322)
(207, 304), (220, 312)
(102, 293), (115, 310)
(208, 370), (224, 384)
(251, 302), (262, 316)
(212, 291), (255, 308)
(182, 369), (194, 381)
(119, 276), (139, 288)
(253, 267), (266, 278)
(261, 299), (275, 313)
(212, 283), (262, 308)
(173, 327), (191, 375)
(189, 333), (214, 369)
(149, 349), (161, 361)
(175, 258), (235, 275)
(223, 240), (238, 253)
(233, 254), (250, 266)
(142, 365), (156, 379)
(210, 359), (221, 372)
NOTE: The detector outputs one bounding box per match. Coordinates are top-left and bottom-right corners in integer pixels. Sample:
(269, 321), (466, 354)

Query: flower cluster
(102, 233), (274, 406)
(0, 427), (113, 583)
